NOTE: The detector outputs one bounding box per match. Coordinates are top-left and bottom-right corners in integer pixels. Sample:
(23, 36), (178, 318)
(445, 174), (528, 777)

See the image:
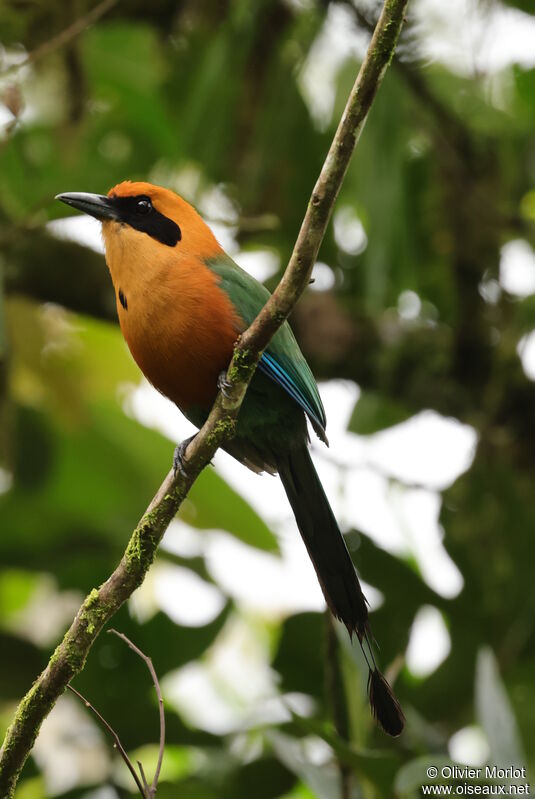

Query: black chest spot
(118, 289), (128, 311)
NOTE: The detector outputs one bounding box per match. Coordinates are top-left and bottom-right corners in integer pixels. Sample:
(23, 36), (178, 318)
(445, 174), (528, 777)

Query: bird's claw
(217, 371), (233, 399)
(173, 435), (197, 478)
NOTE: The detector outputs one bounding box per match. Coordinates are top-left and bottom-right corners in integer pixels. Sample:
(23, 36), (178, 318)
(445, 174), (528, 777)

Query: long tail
(278, 445), (405, 737)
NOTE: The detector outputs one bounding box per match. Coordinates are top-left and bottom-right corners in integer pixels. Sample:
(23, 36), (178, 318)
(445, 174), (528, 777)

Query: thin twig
(67, 685), (148, 798)
(109, 629), (165, 795)
(0, 3), (408, 795)
(138, 761), (151, 797)
(1, 0), (118, 76)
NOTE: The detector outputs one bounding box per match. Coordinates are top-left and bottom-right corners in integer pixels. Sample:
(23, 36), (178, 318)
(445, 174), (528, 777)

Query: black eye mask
(56, 192), (181, 247)
(109, 194), (182, 247)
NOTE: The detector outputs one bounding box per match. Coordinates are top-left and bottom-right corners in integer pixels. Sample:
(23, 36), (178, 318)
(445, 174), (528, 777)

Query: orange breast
(103, 222), (243, 411)
(123, 294), (240, 409)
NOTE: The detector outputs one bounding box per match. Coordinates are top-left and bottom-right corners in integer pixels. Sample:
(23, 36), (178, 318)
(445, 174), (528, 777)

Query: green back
(207, 253), (327, 437)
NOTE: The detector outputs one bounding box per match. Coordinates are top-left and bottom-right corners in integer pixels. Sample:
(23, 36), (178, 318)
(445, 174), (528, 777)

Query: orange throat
(102, 221), (242, 411)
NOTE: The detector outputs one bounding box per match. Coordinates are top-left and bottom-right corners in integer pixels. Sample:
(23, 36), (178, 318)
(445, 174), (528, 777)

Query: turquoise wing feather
(207, 253), (327, 441)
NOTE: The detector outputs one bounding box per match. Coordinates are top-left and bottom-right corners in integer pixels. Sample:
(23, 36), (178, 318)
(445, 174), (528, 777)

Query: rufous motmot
(56, 181), (404, 736)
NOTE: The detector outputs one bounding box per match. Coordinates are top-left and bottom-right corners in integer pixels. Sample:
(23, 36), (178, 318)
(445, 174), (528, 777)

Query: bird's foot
(217, 371), (233, 399)
(173, 434), (197, 478)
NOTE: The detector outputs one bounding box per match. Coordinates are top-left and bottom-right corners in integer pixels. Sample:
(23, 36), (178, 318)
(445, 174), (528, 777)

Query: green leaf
(277, 784), (315, 799)
(0, 401), (277, 584)
(347, 391), (412, 435)
(219, 756), (296, 799)
(475, 647), (526, 769)
(394, 756), (458, 798)
(154, 781), (218, 799)
(182, 467), (279, 553)
(267, 731), (341, 799)
(82, 23), (176, 153)
(10, 777), (45, 799)
(0, 569), (37, 622)
(0, 632), (45, 699)
(290, 714), (400, 797)
(502, 0), (535, 12)
(272, 613), (325, 701)
(123, 743), (195, 785)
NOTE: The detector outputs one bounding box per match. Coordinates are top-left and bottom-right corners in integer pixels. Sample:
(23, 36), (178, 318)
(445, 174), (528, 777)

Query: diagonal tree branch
(0, 1), (409, 795)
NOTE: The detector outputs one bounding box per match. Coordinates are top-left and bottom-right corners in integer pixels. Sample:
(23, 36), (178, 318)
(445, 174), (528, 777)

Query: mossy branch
(0, 1), (408, 794)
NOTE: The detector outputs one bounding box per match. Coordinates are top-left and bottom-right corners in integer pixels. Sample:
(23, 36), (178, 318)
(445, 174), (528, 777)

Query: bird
(56, 181), (405, 736)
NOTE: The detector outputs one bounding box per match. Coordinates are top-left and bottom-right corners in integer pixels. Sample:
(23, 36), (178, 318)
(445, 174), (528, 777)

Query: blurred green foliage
(1, 0), (535, 797)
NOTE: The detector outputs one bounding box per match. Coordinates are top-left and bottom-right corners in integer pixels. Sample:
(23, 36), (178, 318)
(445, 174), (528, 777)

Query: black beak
(55, 192), (119, 221)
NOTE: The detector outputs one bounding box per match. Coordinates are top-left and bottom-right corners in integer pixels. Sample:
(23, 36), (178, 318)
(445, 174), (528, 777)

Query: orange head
(55, 181), (240, 411)
(56, 180), (223, 263)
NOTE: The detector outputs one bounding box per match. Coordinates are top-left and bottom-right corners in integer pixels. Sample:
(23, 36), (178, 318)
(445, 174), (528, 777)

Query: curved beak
(55, 192), (119, 221)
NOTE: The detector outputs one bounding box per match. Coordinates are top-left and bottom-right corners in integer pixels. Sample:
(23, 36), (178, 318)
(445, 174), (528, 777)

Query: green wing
(207, 253), (327, 441)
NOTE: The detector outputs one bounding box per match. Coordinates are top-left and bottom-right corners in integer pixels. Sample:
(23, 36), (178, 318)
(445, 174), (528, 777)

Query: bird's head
(56, 181), (221, 260)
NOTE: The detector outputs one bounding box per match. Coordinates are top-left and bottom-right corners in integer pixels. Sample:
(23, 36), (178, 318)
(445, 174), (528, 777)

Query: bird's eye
(136, 199), (152, 214)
